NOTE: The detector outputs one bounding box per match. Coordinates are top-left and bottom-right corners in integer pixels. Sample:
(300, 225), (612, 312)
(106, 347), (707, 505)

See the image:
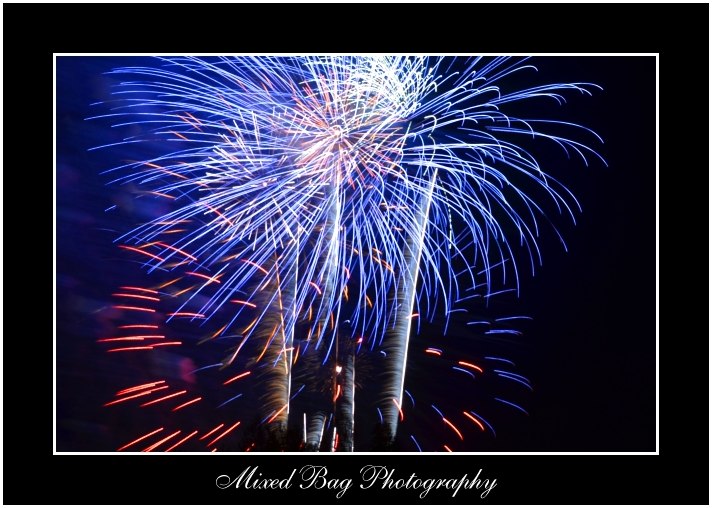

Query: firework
(92, 56), (603, 451)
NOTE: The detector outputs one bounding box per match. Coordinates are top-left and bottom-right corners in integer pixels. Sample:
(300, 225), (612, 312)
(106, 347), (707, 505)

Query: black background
(3, 2), (708, 505)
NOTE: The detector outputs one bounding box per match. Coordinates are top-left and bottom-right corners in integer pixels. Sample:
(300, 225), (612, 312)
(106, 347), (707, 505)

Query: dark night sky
(54, 55), (655, 453)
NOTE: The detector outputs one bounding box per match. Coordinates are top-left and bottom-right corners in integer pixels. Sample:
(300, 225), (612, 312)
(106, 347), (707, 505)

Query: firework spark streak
(93, 56), (603, 451)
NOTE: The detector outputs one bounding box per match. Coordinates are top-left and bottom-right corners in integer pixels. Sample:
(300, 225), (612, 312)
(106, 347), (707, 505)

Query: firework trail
(378, 169), (438, 442)
(93, 56), (603, 450)
(252, 252), (295, 435)
(334, 337), (356, 451)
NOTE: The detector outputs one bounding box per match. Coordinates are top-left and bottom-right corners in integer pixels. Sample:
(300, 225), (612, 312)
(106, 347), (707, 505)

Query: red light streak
(104, 386), (169, 407)
(117, 427), (164, 451)
(118, 245), (165, 262)
(457, 361), (483, 373)
(392, 398), (404, 422)
(442, 418), (464, 440)
(172, 397), (202, 412)
(206, 421), (241, 447)
(165, 430), (199, 452)
(120, 286), (158, 294)
(230, 299), (256, 308)
(116, 381), (166, 396)
(463, 412), (485, 431)
(200, 424), (225, 440)
(112, 293), (161, 302)
(143, 430), (182, 452)
(107, 346), (154, 353)
(140, 390), (188, 407)
(185, 272), (221, 284)
(113, 305), (156, 313)
(223, 371), (251, 385)
(267, 404), (288, 424)
(167, 312), (205, 318)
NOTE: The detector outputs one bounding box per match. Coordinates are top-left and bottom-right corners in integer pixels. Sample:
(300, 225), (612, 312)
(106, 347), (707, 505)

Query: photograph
(56, 54), (653, 457)
(3, 2), (704, 505)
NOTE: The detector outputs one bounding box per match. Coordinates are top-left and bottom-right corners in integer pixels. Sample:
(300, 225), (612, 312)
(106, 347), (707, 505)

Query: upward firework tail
(379, 169), (438, 443)
(334, 337), (355, 451)
(253, 253), (296, 438)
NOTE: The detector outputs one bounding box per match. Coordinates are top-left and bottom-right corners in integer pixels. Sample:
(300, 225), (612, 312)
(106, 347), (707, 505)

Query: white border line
(53, 53), (660, 456)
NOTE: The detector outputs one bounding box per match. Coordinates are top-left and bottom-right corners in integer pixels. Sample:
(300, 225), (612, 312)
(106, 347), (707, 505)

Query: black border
(4, 2), (708, 505)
